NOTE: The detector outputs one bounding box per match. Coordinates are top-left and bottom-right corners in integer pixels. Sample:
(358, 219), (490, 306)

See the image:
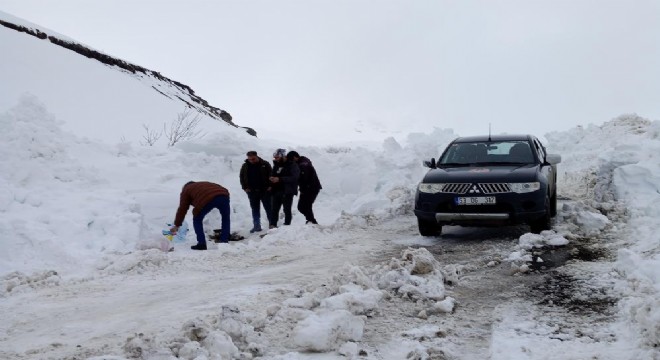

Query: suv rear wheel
(417, 217), (441, 236)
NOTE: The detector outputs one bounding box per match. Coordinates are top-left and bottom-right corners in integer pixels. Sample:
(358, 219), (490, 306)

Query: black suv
(414, 134), (561, 236)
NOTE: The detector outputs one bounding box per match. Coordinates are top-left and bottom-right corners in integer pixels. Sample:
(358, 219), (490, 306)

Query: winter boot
(191, 243), (207, 251)
(249, 215), (262, 233)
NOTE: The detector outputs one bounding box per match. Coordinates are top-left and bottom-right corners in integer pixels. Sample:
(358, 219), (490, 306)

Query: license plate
(455, 196), (496, 205)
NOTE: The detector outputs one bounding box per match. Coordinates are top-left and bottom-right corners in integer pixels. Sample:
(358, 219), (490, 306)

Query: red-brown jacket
(174, 182), (230, 226)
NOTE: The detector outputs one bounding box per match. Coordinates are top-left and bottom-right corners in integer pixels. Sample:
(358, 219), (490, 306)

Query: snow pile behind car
(547, 114), (660, 355)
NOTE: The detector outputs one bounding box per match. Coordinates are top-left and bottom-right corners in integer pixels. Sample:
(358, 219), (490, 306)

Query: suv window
(533, 139), (546, 162)
(440, 141), (535, 165)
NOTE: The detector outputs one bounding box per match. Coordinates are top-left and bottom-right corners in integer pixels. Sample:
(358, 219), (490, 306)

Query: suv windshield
(439, 141), (535, 166)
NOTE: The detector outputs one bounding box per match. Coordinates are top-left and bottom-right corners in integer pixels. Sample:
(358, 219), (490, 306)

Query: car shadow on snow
(530, 271), (617, 317)
(526, 238), (618, 317)
(416, 221), (618, 319)
(528, 244), (611, 270)
(438, 224), (530, 242)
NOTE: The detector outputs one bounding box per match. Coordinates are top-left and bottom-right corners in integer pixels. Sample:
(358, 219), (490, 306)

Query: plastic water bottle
(162, 231), (174, 241)
(173, 221), (189, 243)
(162, 221), (189, 243)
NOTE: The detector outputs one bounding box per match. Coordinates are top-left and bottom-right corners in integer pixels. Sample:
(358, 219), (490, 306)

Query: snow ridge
(0, 11), (237, 129)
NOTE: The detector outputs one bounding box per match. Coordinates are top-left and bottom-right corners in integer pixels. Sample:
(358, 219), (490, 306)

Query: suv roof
(454, 134), (532, 143)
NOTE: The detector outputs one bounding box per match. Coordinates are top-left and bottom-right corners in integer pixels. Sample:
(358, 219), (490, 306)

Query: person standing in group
(170, 181), (230, 250)
(239, 150), (272, 233)
(286, 151), (322, 224)
(269, 148), (299, 228)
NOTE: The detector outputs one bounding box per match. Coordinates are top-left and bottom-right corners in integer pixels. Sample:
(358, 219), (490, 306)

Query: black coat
(239, 158), (272, 191)
(297, 156), (322, 192)
(271, 159), (300, 195)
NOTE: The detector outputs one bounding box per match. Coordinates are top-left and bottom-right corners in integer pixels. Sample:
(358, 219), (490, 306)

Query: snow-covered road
(1, 222), (391, 359)
(0, 205), (634, 359)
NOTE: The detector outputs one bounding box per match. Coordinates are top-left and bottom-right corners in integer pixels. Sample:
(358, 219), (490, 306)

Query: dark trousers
(247, 190), (272, 228)
(298, 189), (320, 224)
(271, 192), (294, 226)
(193, 195), (230, 244)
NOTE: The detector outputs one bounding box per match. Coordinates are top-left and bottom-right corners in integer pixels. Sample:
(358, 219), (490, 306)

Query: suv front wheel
(550, 190), (557, 217)
(417, 217), (442, 236)
(529, 196), (551, 234)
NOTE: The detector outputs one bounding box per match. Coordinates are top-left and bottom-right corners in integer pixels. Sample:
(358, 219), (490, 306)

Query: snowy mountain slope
(0, 10), (243, 144)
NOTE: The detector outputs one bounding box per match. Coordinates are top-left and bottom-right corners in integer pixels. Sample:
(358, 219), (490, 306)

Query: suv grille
(438, 183), (512, 194)
(479, 183), (512, 194)
(442, 183), (473, 194)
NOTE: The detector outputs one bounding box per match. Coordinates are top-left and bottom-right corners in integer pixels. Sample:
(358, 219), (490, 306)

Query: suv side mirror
(423, 158), (437, 168)
(546, 154), (561, 165)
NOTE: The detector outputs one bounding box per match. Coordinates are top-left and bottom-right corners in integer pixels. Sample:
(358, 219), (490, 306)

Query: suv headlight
(418, 183), (446, 193)
(509, 182), (540, 193)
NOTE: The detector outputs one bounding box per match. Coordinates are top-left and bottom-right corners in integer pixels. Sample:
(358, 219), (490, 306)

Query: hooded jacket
(297, 156), (322, 192)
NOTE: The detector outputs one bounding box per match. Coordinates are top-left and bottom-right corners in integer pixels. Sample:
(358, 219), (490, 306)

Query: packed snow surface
(1, 94), (659, 359)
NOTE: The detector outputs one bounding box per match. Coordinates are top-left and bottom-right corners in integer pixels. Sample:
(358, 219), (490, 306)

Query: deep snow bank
(547, 114), (660, 355)
(0, 95), (143, 277)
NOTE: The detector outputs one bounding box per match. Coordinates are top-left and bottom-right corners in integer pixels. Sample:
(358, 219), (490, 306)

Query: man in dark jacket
(287, 151), (322, 224)
(239, 151), (272, 233)
(269, 148), (300, 228)
(170, 181), (230, 250)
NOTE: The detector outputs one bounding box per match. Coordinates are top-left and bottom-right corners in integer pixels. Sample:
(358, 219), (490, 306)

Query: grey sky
(2, 0), (659, 143)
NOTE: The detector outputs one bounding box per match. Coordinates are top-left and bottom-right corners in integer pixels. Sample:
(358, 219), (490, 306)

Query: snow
(1, 10), (660, 360)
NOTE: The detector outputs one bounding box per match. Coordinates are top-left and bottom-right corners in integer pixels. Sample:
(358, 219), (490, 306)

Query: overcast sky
(1, 0), (659, 144)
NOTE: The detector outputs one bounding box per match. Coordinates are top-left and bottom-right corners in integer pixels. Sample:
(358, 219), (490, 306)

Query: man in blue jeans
(170, 181), (230, 250)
